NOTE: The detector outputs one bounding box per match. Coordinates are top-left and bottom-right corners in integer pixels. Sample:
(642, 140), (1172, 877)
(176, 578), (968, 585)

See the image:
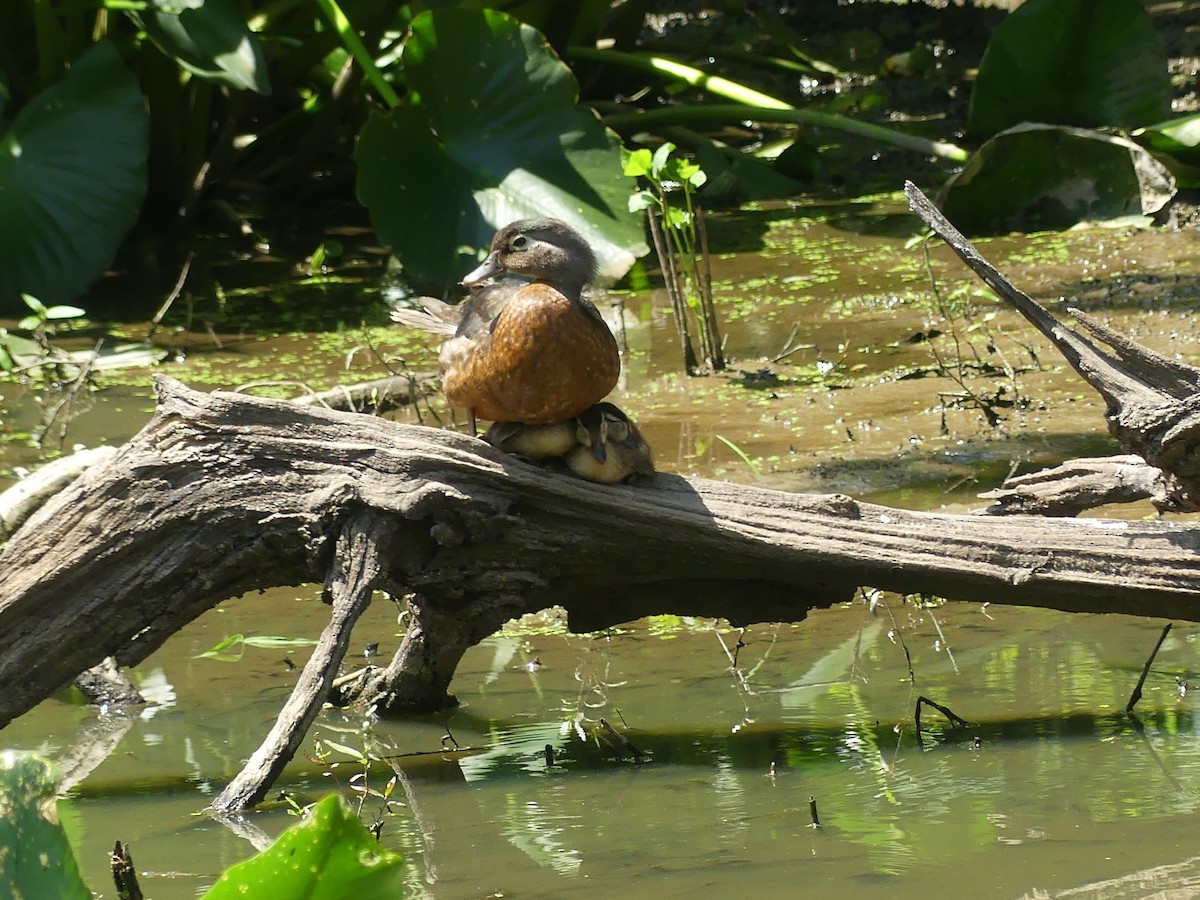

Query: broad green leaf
(1135, 112), (1200, 166)
(134, 0), (270, 94)
(356, 8), (646, 286)
(0, 752), (90, 900)
(691, 141), (803, 202)
(969, 0), (1169, 135)
(941, 123), (1175, 234)
(201, 794), (406, 900)
(0, 42), (148, 310)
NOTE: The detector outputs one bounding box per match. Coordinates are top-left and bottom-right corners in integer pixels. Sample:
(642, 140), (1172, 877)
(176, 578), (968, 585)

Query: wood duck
(484, 402), (654, 485)
(395, 219), (620, 434)
(564, 402), (655, 484)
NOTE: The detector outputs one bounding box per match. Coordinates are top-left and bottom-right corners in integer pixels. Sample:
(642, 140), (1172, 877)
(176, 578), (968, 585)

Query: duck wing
(454, 281), (522, 338)
(390, 297), (461, 336)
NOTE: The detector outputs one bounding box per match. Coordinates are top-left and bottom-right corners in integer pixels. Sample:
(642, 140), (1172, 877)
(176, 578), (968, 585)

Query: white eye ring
(511, 235), (528, 249)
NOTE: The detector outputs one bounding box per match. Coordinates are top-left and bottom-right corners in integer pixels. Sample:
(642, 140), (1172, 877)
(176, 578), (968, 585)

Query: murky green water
(5, 594), (1199, 898)
(5, 197), (1200, 896)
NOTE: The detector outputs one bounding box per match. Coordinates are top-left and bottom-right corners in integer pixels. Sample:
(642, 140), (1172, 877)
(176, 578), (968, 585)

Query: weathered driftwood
(978, 454), (1195, 516)
(906, 182), (1200, 512)
(4, 376), (1200, 733)
(0, 445), (117, 539)
(287, 372), (434, 414)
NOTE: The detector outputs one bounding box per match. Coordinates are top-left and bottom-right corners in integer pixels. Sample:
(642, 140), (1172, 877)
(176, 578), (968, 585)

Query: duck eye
(511, 235), (528, 250)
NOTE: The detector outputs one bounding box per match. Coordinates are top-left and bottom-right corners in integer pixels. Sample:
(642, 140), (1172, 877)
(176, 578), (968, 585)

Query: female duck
(439, 219), (621, 430)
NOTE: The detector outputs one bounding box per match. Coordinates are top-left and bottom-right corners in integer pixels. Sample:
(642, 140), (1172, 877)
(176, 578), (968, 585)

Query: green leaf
(195, 633), (246, 659)
(0, 752), (91, 900)
(941, 123), (1175, 233)
(43, 305), (86, 321)
(356, 8), (646, 286)
(627, 189), (656, 212)
(201, 794), (406, 900)
(650, 141), (676, 179)
(0, 330), (41, 370)
(969, 0), (1169, 134)
(134, 0), (271, 94)
(1134, 112), (1200, 166)
(319, 739), (366, 760)
(621, 147), (653, 178)
(241, 635), (320, 649)
(664, 206), (691, 231)
(690, 141), (806, 203)
(0, 42), (148, 310)
(21, 294), (46, 316)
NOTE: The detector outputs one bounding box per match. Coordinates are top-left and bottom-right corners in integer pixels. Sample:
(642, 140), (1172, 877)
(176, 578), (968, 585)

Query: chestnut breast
(440, 283), (619, 424)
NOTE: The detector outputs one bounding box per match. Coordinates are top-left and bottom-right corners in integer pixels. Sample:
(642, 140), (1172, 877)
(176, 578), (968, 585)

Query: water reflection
(5, 591), (1200, 897)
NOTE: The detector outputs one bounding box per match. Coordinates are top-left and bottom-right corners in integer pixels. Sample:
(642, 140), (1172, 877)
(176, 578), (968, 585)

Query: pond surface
(4, 194), (1200, 897)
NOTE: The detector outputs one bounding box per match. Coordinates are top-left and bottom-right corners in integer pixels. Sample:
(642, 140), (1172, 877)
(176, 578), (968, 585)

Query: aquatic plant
(624, 142), (725, 374)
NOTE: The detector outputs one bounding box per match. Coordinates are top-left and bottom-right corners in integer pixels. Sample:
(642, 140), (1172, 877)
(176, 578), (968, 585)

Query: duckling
(565, 403), (656, 484)
(440, 219), (620, 432)
(485, 403), (654, 484)
(482, 419), (579, 459)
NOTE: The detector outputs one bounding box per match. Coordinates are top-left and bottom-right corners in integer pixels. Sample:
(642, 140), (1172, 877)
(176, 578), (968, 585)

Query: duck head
(462, 218), (598, 300)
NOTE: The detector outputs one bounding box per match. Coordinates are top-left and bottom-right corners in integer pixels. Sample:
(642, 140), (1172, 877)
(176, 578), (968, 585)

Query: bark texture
(4, 376), (1200, 740)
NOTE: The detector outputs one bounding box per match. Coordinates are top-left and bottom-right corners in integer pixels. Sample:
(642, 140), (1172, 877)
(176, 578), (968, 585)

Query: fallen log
(3, 375), (1200, 741)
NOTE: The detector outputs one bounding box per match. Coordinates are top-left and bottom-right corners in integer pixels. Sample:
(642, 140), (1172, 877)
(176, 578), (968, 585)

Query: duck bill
(590, 434), (607, 463)
(461, 252), (503, 287)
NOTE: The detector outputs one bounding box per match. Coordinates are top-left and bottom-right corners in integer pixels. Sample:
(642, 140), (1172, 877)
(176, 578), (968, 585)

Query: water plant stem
(648, 209), (700, 373)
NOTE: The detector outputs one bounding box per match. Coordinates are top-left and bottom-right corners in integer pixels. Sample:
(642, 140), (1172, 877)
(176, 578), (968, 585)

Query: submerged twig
(146, 251), (195, 341)
(598, 717), (646, 761)
(915, 695), (970, 733)
(1125, 623), (1172, 715)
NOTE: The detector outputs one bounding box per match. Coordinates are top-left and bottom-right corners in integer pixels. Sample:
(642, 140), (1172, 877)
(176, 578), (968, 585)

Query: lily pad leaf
(969, 0), (1169, 135)
(0, 41), (149, 310)
(201, 794), (406, 900)
(356, 8), (646, 286)
(940, 123), (1175, 234)
(133, 0), (270, 94)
